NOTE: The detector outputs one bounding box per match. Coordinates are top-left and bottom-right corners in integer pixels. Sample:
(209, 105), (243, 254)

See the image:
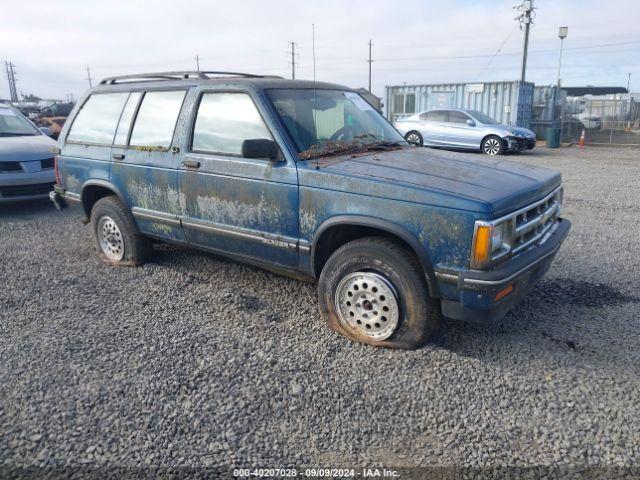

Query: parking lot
(1, 146), (639, 473)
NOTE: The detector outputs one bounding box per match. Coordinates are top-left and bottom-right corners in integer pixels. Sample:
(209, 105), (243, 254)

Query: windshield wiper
(0, 132), (34, 137)
(299, 139), (405, 160)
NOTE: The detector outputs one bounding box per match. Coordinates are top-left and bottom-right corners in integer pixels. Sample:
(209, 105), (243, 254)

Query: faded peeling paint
(194, 192), (283, 230)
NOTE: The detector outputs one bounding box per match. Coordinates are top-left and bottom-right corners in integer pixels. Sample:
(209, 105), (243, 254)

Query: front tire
(90, 196), (151, 266)
(482, 135), (505, 155)
(318, 237), (440, 349)
(405, 131), (423, 147)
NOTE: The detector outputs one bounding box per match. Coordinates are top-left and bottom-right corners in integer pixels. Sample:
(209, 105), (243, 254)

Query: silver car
(0, 105), (57, 202)
(394, 108), (536, 155)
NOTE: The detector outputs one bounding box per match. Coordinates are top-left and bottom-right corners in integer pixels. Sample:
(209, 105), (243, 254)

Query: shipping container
(385, 81), (534, 128)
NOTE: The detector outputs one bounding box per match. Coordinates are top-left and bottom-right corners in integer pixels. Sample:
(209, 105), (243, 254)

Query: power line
(476, 26), (518, 79)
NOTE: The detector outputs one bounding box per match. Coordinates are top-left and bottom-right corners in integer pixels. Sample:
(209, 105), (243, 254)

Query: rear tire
(482, 135), (505, 155)
(90, 196), (151, 266)
(318, 237), (440, 349)
(405, 131), (423, 147)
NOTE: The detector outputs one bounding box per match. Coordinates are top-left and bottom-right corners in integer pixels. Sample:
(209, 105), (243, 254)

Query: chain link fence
(532, 95), (640, 146)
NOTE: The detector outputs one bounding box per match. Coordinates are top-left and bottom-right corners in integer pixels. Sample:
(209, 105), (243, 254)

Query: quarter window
(129, 90), (186, 148)
(113, 92), (142, 145)
(192, 92), (272, 156)
(66, 93), (129, 144)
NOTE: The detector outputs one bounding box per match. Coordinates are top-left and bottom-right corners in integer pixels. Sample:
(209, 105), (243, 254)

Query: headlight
(491, 223), (505, 253)
(471, 220), (511, 269)
(503, 129), (516, 136)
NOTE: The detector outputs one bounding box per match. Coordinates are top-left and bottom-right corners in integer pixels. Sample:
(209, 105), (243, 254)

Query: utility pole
(516, 0), (535, 83)
(367, 40), (374, 93)
(195, 55), (200, 72)
(86, 66), (93, 88)
(628, 73), (632, 92)
(4, 61), (18, 102)
(288, 42), (296, 79)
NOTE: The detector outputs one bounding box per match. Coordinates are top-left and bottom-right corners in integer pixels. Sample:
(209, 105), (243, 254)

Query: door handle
(112, 153), (125, 161)
(182, 159), (201, 169)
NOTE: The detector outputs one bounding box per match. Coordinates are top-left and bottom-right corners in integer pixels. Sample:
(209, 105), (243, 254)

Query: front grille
(41, 158), (55, 169)
(509, 187), (563, 255)
(0, 162), (23, 173)
(0, 182), (54, 198)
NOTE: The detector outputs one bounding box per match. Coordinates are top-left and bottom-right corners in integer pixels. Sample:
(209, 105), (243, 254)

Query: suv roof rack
(99, 71), (283, 85)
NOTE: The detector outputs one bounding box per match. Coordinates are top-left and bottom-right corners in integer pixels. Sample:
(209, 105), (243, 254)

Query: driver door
(177, 88), (299, 269)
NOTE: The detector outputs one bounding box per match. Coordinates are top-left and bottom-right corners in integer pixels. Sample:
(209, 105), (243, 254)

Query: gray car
(0, 104), (57, 202)
(394, 108), (536, 155)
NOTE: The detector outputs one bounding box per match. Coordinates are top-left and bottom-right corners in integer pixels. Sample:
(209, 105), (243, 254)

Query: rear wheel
(405, 131), (423, 147)
(90, 196), (151, 266)
(482, 135), (505, 155)
(318, 237), (440, 349)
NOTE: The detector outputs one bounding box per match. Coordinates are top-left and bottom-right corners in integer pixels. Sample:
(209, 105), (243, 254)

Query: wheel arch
(80, 180), (130, 223)
(311, 215), (440, 298)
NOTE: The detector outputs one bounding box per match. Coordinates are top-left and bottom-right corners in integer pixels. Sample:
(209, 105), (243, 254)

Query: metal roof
(562, 86), (628, 96)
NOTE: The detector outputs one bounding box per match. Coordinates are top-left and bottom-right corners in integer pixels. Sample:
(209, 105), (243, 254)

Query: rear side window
(424, 110), (447, 122)
(66, 93), (129, 144)
(191, 92), (272, 156)
(113, 92), (142, 145)
(129, 90), (186, 149)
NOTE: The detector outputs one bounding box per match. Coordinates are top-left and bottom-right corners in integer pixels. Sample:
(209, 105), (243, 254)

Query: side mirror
(466, 119), (476, 127)
(241, 139), (280, 160)
(39, 127), (53, 137)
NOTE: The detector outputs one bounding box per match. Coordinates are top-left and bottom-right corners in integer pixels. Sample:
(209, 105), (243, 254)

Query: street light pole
(557, 26), (568, 88)
(556, 26), (568, 145)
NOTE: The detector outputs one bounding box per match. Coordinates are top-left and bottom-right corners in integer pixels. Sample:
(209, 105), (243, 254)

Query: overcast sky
(1, 0), (639, 101)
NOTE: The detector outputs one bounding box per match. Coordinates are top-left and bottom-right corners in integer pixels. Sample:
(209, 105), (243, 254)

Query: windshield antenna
(312, 23), (317, 126)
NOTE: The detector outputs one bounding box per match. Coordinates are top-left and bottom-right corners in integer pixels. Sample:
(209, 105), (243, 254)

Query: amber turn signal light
(495, 284), (514, 302)
(472, 225), (491, 264)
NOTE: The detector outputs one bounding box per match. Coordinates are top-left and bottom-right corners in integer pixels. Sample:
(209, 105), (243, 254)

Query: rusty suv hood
(298, 147), (561, 216)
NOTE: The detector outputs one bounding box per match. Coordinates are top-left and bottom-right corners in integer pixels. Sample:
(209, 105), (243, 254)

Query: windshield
(266, 89), (405, 159)
(0, 108), (39, 136)
(467, 110), (499, 125)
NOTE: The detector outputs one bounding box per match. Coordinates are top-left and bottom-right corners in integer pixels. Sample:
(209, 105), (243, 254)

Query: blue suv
(50, 71), (570, 349)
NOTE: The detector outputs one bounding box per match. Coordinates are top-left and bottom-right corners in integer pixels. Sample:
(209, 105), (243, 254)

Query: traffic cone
(578, 129), (585, 148)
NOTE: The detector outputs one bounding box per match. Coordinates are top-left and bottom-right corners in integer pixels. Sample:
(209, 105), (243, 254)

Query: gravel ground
(1, 146), (639, 477)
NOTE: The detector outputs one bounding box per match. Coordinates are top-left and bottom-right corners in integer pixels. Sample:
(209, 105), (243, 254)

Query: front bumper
(505, 135), (536, 151)
(0, 170), (55, 202)
(440, 218), (571, 321)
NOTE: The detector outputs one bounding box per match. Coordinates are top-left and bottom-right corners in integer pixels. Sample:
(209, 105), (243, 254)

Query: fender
(80, 179), (140, 232)
(311, 215), (441, 298)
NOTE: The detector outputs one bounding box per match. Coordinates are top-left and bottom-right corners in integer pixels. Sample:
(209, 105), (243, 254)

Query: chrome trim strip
(435, 271), (459, 284)
(131, 207), (181, 226)
(65, 192), (81, 202)
(181, 217), (299, 251)
(493, 185), (563, 225)
(298, 240), (311, 254)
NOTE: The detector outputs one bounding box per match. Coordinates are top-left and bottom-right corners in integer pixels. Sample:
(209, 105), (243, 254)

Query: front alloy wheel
(482, 136), (504, 155)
